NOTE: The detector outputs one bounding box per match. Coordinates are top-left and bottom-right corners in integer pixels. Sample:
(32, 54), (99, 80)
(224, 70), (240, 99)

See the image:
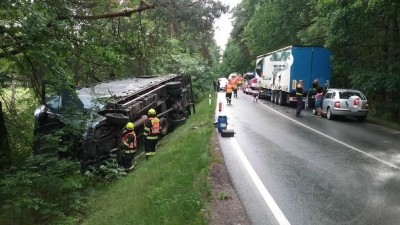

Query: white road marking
(259, 103), (400, 170)
(230, 138), (291, 225)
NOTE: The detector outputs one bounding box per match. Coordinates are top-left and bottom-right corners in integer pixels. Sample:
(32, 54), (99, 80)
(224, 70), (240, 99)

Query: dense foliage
(220, 0), (400, 122)
(0, 0), (226, 161)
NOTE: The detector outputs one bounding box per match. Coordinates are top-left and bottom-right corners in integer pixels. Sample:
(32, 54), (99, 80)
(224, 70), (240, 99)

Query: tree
(0, 0), (226, 167)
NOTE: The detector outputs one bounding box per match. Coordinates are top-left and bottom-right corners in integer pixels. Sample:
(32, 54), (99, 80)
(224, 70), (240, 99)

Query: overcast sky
(213, 0), (242, 52)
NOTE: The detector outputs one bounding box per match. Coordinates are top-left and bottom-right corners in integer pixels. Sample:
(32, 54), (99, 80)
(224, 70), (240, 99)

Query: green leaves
(0, 155), (86, 225)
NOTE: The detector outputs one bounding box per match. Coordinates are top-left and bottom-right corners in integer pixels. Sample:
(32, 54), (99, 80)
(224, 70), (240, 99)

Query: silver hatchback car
(321, 89), (369, 122)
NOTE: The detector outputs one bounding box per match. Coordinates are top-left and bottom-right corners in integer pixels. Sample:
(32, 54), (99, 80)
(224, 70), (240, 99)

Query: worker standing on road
(143, 108), (161, 158)
(225, 81), (233, 104)
(296, 80), (304, 117)
(237, 75), (243, 88)
(315, 86), (324, 117)
(230, 77), (238, 98)
(121, 122), (137, 170)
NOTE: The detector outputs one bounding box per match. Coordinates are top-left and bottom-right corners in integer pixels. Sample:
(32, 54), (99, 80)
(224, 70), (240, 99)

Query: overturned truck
(34, 74), (194, 169)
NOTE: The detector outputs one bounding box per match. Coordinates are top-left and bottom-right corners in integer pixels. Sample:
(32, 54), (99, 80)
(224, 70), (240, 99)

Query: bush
(0, 154), (88, 225)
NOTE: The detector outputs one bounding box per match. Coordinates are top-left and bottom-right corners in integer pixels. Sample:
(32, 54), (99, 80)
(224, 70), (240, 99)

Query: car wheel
(326, 108), (334, 120)
(357, 116), (366, 122)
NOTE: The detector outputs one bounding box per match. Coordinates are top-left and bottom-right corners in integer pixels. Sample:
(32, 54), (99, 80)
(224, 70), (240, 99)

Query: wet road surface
(215, 91), (400, 225)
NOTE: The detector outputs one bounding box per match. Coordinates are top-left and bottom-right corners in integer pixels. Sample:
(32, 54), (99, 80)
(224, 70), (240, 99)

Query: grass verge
(81, 92), (217, 225)
(367, 116), (400, 131)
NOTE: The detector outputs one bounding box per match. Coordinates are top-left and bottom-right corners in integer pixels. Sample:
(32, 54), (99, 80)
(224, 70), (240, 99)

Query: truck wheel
(168, 88), (182, 97)
(166, 82), (182, 90)
(105, 113), (129, 127)
(277, 91), (284, 105)
(171, 117), (187, 127)
(185, 105), (191, 117)
(270, 92), (275, 103)
(160, 118), (169, 136)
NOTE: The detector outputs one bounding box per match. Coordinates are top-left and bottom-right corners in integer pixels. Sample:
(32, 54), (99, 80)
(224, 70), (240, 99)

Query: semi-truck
(33, 74), (193, 169)
(254, 46), (332, 106)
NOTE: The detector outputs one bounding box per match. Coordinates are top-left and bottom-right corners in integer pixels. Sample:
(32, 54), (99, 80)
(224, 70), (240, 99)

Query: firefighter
(225, 81), (233, 104)
(230, 77), (238, 98)
(296, 80), (304, 117)
(121, 122), (137, 170)
(143, 108), (161, 158)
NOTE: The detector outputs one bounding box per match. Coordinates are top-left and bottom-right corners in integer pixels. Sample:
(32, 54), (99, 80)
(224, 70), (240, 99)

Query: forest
(0, 0), (399, 224)
(219, 0), (400, 125)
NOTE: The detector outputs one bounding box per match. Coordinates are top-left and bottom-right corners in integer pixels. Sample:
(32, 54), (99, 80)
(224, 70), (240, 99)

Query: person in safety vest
(296, 80), (304, 117)
(143, 108), (161, 158)
(121, 122), (137, 170)
(230, 78), (238, 98)
(237, 75), (243, 87)
(225, 81), (233, 104)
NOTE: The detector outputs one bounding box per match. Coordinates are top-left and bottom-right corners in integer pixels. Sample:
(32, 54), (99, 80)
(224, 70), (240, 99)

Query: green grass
(367, 116), (400, 131)
(81, 92), (217, 225)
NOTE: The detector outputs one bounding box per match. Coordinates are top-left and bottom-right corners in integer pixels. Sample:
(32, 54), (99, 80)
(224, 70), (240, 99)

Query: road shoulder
(208, 131), (250, 225)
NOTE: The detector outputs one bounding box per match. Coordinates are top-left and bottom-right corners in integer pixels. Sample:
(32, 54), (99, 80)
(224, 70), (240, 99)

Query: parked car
(242, 80), (250, 94)
(321, 88), (369, 122)
(249, 77), (259, 90)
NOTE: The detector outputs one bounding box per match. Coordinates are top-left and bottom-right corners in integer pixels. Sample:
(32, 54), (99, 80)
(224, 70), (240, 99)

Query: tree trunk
(0, 100), (11, 169)
(10, 80), (16, 110)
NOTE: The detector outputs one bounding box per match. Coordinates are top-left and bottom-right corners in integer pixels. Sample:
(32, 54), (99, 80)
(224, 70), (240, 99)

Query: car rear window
(339, 91), (366, 100)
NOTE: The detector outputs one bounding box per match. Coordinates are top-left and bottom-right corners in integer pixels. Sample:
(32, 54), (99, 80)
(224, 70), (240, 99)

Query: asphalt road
(215, 91), (400, 225)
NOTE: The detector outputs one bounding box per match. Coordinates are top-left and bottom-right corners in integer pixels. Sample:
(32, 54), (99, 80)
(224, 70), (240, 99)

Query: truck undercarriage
(33, 74), (194, 169)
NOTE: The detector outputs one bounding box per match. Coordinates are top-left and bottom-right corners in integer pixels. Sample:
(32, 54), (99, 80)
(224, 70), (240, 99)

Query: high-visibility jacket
(225, 84), (233, 93)
(144, 117), (161, 140)
(122, 130), (137, 153)
(237, 76), (243, 86)
(230, 79), (238, 90)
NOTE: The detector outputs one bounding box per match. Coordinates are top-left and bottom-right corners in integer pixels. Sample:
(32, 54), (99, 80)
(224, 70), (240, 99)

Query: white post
(209, 94), (211, 105)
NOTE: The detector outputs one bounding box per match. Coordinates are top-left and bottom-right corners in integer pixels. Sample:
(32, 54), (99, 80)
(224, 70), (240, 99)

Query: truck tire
(168, 88), (182, 97)
(171, 117), (187, 127)
(105, 113), (129, 127)
(160, 118), (169, 136)
(166, 82), (182, 90)
(277, 91), (284, 105)
(270, 91), (275, 103)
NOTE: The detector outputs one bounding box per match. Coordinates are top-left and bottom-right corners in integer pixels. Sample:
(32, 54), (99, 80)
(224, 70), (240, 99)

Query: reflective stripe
(296, 93), (303, 96)
(146, 152), (156, 156)
(146, 136), (158, 140)
(124, 150), (136, 154)
(122, 131), (137, 149)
